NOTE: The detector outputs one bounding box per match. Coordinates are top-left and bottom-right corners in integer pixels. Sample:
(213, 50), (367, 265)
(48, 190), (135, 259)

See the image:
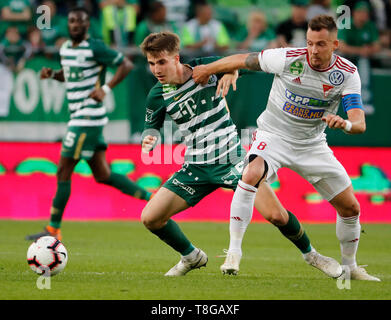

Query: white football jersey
(257, 47), (361, 143)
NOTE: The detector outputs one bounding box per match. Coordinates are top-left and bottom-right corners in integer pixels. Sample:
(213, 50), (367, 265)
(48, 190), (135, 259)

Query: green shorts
(163, 160), (245, 206)
(60, 126), (107, 160)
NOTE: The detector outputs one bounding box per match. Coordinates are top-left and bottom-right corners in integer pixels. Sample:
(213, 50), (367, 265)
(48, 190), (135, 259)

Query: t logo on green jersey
(178, 97), (197, 119)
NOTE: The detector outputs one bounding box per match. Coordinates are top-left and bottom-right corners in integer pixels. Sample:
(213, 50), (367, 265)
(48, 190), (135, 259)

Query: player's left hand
(193, 65), (211, 85)
(216, 70), (238, 98)
(322, 114), (346, 130)
(89, 88), (105, 102)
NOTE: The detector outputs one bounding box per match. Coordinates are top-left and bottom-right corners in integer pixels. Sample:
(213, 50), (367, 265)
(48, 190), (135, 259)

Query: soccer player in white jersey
(140, 31), (341, 278)
(193, 14), (380, 281)
(26, 7), (152, 241)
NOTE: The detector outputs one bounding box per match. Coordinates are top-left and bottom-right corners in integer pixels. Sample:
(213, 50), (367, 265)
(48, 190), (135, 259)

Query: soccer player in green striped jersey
(26, 7), (152, 241)
(140, 31), (247, 276)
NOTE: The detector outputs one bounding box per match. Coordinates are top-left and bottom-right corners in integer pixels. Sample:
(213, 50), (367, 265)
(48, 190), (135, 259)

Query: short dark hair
(308, 14), (337, 33)
(68, 7), (90, 19)
(140, 31), (180, 57)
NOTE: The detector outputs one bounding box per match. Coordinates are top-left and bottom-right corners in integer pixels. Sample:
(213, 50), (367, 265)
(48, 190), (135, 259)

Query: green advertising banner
(1, 56), (390, 146)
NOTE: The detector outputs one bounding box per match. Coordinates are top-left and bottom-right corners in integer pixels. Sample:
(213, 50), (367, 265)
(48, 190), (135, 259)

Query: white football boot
(349, 265), (381, 281)
(165, 248), (208, 276)
(220, 250), (241, 275)
(304, 250), (343, 278)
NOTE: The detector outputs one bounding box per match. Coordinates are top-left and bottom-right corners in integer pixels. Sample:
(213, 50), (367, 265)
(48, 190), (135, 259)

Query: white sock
(336, 213), (360, 270)
(228, 180), (257, 255)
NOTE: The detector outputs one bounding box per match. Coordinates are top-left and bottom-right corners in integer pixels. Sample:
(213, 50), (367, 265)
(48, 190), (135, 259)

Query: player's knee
(242, 165), (265, 187)
(266, 209), (287, 226)
(141, 209), (163, 231)
(56, 165), (71, 181)
(339, 201), (361, 218)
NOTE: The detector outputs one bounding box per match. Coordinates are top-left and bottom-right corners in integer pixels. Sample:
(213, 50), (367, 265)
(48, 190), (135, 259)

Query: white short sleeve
(342, 70), (361, 96)
(258, 48), (286, 75)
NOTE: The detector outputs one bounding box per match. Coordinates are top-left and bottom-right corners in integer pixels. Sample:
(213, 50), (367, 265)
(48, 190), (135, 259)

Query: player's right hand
(216, 70), (238, 98)
(40, 67), (53, 79)
(142, 135), (157, 153)
(193, 65), (211, 85)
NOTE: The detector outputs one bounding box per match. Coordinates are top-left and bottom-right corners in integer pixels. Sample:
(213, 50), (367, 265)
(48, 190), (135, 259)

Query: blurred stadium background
(0, 0), (390, 223)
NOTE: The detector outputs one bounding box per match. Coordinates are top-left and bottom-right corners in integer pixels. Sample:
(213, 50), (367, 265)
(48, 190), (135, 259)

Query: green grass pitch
(0, 220), (390, 300)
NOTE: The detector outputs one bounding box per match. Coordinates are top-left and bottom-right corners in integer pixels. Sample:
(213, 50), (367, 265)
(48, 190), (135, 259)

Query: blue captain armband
(342, 94), (364, 113)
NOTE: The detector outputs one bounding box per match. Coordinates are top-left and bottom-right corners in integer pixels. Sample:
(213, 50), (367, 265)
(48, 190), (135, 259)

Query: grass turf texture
(0, 220), (390, 300)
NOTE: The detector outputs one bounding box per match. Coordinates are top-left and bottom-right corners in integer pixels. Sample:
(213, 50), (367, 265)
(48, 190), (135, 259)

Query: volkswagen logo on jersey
(329, 70), (344, 86)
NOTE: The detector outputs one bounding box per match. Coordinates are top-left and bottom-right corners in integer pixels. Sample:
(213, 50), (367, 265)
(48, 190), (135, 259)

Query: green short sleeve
(91, 39), (124, 66)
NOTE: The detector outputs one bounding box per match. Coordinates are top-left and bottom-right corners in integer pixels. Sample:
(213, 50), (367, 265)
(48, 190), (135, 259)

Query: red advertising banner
(0, 142), (390, 223)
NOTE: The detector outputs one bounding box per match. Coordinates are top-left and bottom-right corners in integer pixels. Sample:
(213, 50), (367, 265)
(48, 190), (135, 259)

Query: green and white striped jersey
(60, 37), (124, 127)
(144, 57), (243, 165)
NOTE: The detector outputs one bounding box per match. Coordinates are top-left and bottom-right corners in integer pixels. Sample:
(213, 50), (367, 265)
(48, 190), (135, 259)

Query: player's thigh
(141, 187), (190, 230)
(87, 150), (111, 182)
(163, 163), (218, 207)
(61, 126), (107, 161)
(254, 182), (288, 226)
(247, 129), (286, 185)
(56, 155), (79, 181)
(298, 142), (352, 202)
(328, 184), (360, 218)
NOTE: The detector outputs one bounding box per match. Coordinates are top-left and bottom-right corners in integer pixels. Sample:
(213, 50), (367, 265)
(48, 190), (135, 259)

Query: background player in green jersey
(139, 31), (340, 278)
(26, 7), (152, 241)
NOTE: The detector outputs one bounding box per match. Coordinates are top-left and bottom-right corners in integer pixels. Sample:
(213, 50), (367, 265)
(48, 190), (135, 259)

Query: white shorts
(247, 129), (351, 201)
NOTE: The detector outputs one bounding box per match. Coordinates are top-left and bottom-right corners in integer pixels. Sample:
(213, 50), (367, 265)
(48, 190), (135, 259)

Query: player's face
(306, 28), (338, 70)
(146, 51), (180, 84)
(68, 11), (89, 43)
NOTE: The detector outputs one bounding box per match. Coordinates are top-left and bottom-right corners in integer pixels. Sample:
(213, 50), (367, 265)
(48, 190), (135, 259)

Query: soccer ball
(27, 236), (68, 276)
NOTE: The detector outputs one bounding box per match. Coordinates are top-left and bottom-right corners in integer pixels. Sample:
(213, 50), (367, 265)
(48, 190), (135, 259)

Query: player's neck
(174, 64), (193, 85)
(70, 35), (88, 47)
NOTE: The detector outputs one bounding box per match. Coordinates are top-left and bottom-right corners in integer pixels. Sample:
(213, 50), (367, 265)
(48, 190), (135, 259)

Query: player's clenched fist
(40, 67), (53, 79)
(193, 65), (211, 85)
(89, 87), (106, 102)
(142, 135), (158, 153)
(321, 114), (348, 130)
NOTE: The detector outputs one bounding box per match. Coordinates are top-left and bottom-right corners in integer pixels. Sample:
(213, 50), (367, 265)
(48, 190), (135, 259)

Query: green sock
(49, 181), (71, 229)
(151, 219), (195, 255)
(103, 172), (152, 200)
(278, 211), (312, 254)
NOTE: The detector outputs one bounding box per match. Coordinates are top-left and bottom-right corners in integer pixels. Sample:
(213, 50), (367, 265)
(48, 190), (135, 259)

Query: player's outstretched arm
(321, 108), (366, 134)
(89, 57), (133, 102)
(193, 53), (261, 84)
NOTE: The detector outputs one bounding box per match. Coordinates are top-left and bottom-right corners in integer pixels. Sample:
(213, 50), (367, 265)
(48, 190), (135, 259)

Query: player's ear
(333, 39), (339, 51)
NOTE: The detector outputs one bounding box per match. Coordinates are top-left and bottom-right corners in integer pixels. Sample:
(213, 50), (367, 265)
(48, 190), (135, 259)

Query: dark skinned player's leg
(25, 156), (78, 240)
(88, 150), (152, 201)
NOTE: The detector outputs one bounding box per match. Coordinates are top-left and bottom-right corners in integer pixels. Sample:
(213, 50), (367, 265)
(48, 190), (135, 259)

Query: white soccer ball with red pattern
(27, 236), (68, 276)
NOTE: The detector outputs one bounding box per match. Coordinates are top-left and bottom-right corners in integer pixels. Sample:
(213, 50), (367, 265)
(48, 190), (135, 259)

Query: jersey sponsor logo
(329, 70), (344, 86)
(283, 102), (325, 119)
(285, 89), (329, 107)
(289, 61), (304, 75)
(322, 84), (334, 98)
(172, 178), (195, 195)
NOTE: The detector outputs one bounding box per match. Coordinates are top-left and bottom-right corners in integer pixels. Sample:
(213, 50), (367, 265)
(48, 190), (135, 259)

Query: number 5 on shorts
(64, 131), (76, 148)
